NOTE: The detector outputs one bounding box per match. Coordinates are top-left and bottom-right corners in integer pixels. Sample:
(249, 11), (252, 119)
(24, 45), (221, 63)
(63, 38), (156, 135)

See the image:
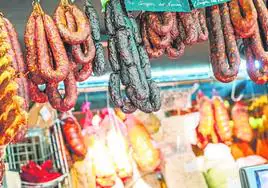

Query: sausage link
(253, 0), (268, 46)
(42, 14), (70, 82)
(244, 39), (267, 84)
(93, 42), (106, 76)
(220, 3), (240, 79)
(84, 0), (101, 42)
(147, 26), (171, 49)
(115, 29), (134, 66)
(54, 4), (90, 45)
(3, 18), (30, 109)
(126, 85), (153, 113)
(129, 16), (142, 44)
(170, 14), (179, 40)
(108, 73), (137, 113)
(229, 0), (257, 38)
(110, 0), (129, 30)
(178, 12), (199, 45)
(28, 80), (48, 103)
(148, 80), (161, 112)
(148, 12), (174, 36)
(108, 37), (120, 72)
(166, 37), (185, 59)
(206, 5), (239, 83)
(65, 11), (95, 65)
(24, 13), (45, 85)
(138, 45), (152, 79)
(105, 2), (116, 36)
(46, 71), (78, 112)
(193, 9), (208, 42)
(248, 24), (268, 71)
(73, 62), (92, 82)
(141, 16), (165, 59)
(129, 32), (150, 101)
(108, 73), (124, 108)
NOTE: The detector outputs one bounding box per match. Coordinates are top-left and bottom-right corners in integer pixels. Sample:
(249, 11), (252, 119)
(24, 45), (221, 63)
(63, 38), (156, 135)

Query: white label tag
(39, 106), (51, 122)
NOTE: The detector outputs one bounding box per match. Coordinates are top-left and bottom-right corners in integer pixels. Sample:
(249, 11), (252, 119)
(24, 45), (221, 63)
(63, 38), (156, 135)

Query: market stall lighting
(255, 61), (261, 69)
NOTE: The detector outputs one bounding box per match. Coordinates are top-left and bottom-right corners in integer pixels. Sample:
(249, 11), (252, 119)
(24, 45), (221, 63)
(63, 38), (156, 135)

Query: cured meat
(229, 0), (257, 38)
(206, 4), (240, 83)
(231, 102), (253, 142)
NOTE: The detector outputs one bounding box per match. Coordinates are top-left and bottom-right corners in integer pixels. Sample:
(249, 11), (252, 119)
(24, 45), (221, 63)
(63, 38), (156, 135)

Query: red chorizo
(24, 12), (45, 85)
(28, 80), (48, 103)
(178, 12), (198, 45)
(229, 0), (257, 38)
(147, 12), (174, 36)
(147, 26), (171, 49)
(206, 4), (240, 83)
(170, 13), (179, 40)
(46, 71), (78, 112)
(65, 11), (95, 65)
(244, 40), (267, 84)
(194, 9), (208, 42)
(166, 37), (185, 59)
(248, 24), (268, 71)
(40, 14), (69, 83)
(253, 0), (268, 45)
(73, 63), (92, 82)
(54, 3), (90, 45)
(141, 15), (164, 59)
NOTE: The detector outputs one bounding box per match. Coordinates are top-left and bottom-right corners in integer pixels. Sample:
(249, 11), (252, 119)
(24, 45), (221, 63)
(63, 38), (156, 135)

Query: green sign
(191, 0), (230, 9)
(124, 0), (191, 12)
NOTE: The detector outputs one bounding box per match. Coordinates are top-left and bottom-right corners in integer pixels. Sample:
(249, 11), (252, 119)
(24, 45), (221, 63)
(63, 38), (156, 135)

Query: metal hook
(231, 81), (243, 102)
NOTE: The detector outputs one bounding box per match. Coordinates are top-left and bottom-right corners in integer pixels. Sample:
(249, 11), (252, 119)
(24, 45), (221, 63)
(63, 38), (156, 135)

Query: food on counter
(212, 95), (233, 145)
(62, 117), (87, 158)
(125, 115), (161, 172)
(105, 117), (133, 179)
(231, 102), (253, 142)
(91, 136), (117, 187)
(105, 0), (160, 113)
(20, 161), (61, 183)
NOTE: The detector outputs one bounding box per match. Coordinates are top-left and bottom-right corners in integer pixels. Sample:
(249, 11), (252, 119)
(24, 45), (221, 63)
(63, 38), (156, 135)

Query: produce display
(20, 160), (62, 183)
(125, 115), (161, 173)
(85, 0), (106, 76)
(196, 93), (233, 148)
(231, 101), (253, 142)
(105, 0), (161, 113)
(62, 117), (87, 158)
(141, 10), (208, 59)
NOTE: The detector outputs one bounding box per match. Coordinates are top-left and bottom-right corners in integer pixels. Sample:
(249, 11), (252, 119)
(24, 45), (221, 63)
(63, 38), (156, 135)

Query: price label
(191, 0), (231, 9)
(124, 0), (191, 12)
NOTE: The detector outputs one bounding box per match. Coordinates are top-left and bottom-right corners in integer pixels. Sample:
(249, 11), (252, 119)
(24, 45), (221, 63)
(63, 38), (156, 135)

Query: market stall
(0, 0), (268, 187)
